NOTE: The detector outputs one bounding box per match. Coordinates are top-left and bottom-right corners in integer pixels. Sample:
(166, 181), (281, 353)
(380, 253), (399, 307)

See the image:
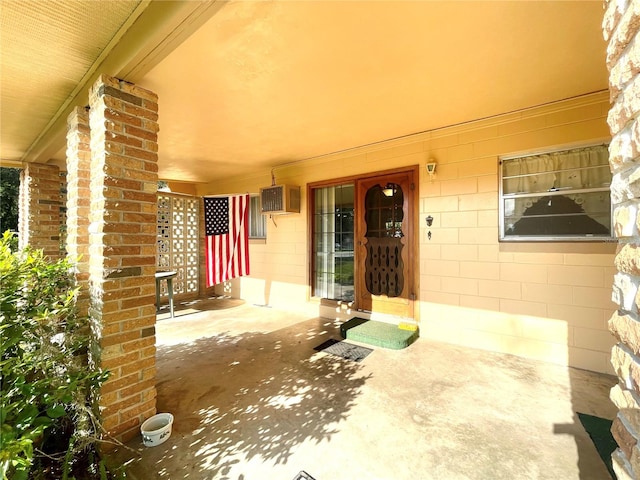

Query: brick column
(604, 2), (640, 478)
(88, 74), (159, 443)
(18, 162), (63, 259)
(66, 106), (92, 316)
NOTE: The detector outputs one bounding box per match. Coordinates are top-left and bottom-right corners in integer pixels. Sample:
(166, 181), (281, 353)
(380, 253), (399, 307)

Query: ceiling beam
(21, 0), (224, 166)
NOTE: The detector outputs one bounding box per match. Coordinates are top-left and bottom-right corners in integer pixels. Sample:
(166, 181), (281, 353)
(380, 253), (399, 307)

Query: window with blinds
(499, 143), (613, 241)
(249, 195), (266, 239)
(311, 183), (355, 301)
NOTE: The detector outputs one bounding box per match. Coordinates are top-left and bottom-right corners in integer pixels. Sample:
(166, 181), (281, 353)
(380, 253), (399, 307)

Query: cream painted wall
(200, 91), (616, 374)
(418, 91), (615, 374)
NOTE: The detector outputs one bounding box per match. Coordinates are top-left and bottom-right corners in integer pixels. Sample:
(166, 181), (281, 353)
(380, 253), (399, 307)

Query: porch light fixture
(426, 161), (437, 180)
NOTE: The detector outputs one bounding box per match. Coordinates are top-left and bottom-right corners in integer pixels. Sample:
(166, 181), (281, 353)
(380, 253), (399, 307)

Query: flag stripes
(204, 194), (250, 287)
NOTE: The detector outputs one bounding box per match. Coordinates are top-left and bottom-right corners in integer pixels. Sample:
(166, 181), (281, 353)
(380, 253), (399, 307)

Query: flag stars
(204, 198), (229, 236)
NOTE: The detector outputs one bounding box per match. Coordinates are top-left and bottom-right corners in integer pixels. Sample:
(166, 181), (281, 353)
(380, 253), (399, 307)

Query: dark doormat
(313, 338), (373, 362)
(577, 412), (616, 479)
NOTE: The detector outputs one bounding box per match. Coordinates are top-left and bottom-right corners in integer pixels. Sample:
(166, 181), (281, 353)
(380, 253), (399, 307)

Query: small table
(155, 271), (177, 318)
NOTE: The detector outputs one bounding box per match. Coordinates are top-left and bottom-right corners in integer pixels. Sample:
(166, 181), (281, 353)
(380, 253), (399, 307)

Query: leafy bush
(335, 259), (354, 285)
(0, 231), (110, 479)
(0, 167), (20, 233)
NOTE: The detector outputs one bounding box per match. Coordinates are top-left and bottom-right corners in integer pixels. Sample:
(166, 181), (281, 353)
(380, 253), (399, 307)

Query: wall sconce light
(426, 161), (437, 180)
(426, 215), (433, 227)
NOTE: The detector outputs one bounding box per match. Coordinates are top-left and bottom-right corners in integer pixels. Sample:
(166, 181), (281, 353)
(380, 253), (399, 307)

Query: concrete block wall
(87, 74), (159, 443)
(202, 91), (617, 374)
(603, 1), (640, 477)
(418, 93), (616, 374)
(18, 162), (64, 259)
(199, 178), (310, 309)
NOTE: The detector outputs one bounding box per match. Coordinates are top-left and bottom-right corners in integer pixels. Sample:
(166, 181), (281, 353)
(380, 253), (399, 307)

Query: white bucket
(140, 413), (174, 447)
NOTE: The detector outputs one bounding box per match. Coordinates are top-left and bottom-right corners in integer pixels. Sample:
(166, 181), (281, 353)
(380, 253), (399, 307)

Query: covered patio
(110, 301), (616, 480)
(5, 1), (640, 478)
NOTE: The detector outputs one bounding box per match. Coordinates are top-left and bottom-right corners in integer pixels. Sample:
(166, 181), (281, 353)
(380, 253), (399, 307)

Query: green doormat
(340, 317), (419, 350)
(577, 412), (616, 479)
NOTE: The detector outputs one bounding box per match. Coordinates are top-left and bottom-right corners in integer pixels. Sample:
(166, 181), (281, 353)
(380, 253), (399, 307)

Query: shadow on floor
(564, 367), (617, 479)
(156, 295), (246, 320)
(110, 301), (618, 479)
(115, 316), (372, 479)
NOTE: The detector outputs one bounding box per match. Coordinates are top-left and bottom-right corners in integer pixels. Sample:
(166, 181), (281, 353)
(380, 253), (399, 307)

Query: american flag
(204, 194), (250, 287)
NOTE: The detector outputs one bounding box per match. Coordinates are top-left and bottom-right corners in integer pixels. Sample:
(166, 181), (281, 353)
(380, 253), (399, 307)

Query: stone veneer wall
(18, 162), (64, 259)
(86, 74), (159, 443)
(604, 1), (640, 478)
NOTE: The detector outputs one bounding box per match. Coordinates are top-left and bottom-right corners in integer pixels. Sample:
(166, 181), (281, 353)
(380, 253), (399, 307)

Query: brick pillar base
(604, 1), (640, 478)
(88, 74), (159, 443)
(18, 162), (64, 259)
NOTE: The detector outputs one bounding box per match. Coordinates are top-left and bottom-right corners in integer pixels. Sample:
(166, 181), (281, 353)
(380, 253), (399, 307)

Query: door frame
(354, 167), (418, 319)
(307, 165), (419, 319)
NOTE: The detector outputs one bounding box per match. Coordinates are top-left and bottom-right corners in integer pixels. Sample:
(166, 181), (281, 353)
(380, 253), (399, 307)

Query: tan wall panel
(477, 279), (522, 300)
(460, 261), (500, 281)
(478, 245), (499, 262)
(500, 299), (548, 318)
(501, 263), (548, 284)
(459, 192), (497, 211)
(548, 303), (608, 329)
(201, 91), (615, 373)
(441, 244), (478, 261)
(441, 211), (477, 228)
(522, 283), (574, 305)
(457, 157), (497, 178)
(477, 174), (498, 193)
(547, 265), (607, 288)
(572, 286), (615, 309)
(459, 294), (500, 311)
(441, 277), (479, 296)
(573, 326), (616, 351)
(440, 177), (478, 196)
(459, 227), (497, 245)
(426, 259), (461, 277)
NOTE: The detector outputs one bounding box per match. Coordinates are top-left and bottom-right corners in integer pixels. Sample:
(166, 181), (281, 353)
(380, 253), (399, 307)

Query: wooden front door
(355, 168), (416, 318)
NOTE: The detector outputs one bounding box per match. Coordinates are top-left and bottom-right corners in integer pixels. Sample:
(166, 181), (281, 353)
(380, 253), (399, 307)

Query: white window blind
(499, 144), (612, 241)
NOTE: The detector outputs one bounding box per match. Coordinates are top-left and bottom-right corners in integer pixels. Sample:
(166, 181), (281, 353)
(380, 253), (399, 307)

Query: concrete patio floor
(110, 297), (618, 480)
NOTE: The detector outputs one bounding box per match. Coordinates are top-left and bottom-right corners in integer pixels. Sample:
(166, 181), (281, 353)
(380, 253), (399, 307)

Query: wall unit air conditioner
(260, 184), (300, 214)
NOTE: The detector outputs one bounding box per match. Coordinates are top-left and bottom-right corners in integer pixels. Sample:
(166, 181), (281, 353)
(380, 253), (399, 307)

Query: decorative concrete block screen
(157, 193), (200, 298)
(604, 1), (640, 477)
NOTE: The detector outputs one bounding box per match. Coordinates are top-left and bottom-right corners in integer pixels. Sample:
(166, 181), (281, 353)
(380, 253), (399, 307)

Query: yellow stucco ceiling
(1, 1), (608, 185)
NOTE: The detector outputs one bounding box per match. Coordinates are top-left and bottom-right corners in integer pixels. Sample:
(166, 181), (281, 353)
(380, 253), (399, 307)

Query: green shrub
(335, 259), (354, 285)
(0, 231), (109, 479)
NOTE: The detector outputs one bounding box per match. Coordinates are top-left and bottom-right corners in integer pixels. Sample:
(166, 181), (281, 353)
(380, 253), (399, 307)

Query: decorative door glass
(364, 183), (404, 297)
